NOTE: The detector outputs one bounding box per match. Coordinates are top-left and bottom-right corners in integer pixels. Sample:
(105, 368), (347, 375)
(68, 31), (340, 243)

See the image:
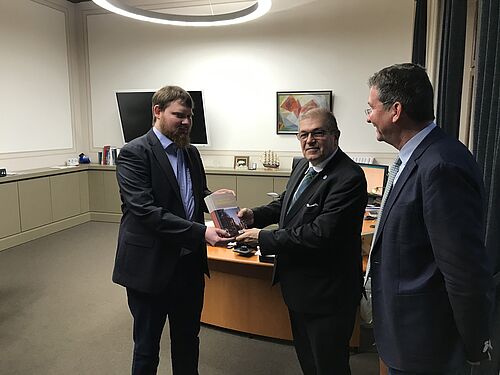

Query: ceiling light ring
(92, 0), (272, 27)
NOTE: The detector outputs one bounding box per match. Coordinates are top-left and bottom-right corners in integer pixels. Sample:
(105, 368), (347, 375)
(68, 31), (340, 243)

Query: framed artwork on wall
(276, 90), (333, 134)
(234, 156), (250, 169)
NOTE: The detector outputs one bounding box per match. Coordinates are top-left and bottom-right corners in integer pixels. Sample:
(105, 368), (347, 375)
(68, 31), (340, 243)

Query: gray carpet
(0, 222), (379, 374)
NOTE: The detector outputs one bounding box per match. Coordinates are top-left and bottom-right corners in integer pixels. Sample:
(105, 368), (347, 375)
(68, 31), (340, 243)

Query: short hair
(299, 108), (340, 137)
(152, 85), (193, 112)
(368, 63), (435, 122)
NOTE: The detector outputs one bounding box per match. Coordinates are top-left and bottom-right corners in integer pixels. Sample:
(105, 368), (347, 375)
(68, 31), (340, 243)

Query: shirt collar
(308, 147), (338, 173)
(152, 126), (174, 150)
(399, 122), (437, 165)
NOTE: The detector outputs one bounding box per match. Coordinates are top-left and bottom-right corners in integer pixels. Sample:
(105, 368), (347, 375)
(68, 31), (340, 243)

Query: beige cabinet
(50, 173), (82, 221)
(205, 174), (290, 211)
(88, 170), (121, 213)
(0, 182), (21, 238)
(18, 177), (52, 231)
(206, 175), (237, 193)
(273, 177), (289, 197)
(236, 176), (274, 209)
(79, 171), (90, 213)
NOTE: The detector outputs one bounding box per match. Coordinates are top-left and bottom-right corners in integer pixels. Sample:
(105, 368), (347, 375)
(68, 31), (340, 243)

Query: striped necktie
(290, 167), (317, 208)
(364, 157), (401, 284)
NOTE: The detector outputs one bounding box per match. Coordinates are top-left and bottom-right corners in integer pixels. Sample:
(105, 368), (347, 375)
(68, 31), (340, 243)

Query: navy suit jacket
(371, 126), (493, 372)
(112, 129), (210, 294)
(253, 149), (367, 314)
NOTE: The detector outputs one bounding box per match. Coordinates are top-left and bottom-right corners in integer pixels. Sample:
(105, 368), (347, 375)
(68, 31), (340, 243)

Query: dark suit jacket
(253, 149), (367, 314)
(112, 129), (210, 294)
(371, 126), (493, 372)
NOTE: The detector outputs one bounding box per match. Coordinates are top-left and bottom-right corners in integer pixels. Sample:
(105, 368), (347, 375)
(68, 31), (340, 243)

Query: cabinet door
(0, 182), (21, 238)
(88, 171), (105, 212)
(273, 177), (289, 197)
(50, 173), (81, 221)
(206, 175), (237, 193)
(88, 170), (121, 213)
(18, 177), (52, 231)
(102, 171), (122, 213)
(236, 176), (274, 209)
(79, 171), (90, 213)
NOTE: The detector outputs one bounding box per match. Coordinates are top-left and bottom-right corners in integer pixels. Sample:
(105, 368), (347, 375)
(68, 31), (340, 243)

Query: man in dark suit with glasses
(237, 108), (367, 374)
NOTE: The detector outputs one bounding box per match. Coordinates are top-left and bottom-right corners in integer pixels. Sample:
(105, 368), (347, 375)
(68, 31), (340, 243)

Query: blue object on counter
(79, 153), (91, 164)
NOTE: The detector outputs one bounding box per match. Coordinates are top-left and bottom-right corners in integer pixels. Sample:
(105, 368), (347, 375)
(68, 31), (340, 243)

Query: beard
(163, 125), (191, 148)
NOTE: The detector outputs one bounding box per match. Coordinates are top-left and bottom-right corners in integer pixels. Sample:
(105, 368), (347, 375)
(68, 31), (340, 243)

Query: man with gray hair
(237, 108), (367, 374)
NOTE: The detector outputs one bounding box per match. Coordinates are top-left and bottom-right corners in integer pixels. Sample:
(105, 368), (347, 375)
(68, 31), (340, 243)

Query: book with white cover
(204, 192), (246, 236)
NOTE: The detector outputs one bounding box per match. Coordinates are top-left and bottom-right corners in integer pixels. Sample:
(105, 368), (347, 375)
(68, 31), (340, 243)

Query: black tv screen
(116, 90), (209, 145)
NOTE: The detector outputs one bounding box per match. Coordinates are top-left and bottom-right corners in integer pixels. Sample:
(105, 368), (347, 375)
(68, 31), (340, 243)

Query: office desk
(201, 217), (377, 344)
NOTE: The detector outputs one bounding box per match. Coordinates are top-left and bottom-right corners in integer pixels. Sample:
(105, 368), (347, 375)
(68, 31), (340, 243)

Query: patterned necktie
(290, 167), (318, 208)
(378, 157), (402, 213)
(364, 157), (401, 284)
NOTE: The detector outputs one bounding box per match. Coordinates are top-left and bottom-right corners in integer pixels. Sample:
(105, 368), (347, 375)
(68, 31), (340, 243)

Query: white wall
(0, 0), (84, 171)
(0, 0), (413, 171)
(84, 0), (413, 167)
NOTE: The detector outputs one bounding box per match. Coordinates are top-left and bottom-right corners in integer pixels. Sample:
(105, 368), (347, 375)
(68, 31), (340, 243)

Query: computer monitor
(358, 163), (388, 206)
(115, 90), (209, 146)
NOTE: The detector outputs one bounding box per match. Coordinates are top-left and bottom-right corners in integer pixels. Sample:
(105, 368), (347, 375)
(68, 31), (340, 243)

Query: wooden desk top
(207, 245), (270, 267)
(207, 216), (376, 268)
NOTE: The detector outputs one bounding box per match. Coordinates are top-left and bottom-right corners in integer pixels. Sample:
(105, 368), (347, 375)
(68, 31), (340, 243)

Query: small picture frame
(234, 156), (250, 169)
(277, 90), (333, 134)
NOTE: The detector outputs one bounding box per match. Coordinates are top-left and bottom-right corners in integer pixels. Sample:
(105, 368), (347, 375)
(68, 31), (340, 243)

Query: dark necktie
(167, 144), (194, 220)
(364, 157), (401, 284)
(290, 167), (318, 209)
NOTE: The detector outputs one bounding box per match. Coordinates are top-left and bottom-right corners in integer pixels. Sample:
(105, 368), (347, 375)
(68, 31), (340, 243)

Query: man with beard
(113, 85), (231, 375)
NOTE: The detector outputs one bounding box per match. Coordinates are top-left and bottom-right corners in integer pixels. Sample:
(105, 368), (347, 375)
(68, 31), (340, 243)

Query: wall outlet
(66, 158), (79, 166)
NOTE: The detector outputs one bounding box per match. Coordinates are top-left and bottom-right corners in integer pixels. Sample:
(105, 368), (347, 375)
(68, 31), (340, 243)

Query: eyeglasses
(296, 129), (332, 141)
(364, 108), (373, 116)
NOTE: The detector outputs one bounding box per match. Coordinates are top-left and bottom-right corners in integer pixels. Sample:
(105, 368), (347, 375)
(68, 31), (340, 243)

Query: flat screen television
(115, 90), (209, 146)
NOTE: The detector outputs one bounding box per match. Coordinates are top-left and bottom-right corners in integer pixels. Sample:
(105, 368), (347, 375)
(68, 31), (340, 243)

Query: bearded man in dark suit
(113, 85), (231, 375)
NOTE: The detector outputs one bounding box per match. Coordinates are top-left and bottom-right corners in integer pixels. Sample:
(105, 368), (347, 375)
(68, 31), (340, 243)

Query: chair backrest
(292, 156), (304, 170)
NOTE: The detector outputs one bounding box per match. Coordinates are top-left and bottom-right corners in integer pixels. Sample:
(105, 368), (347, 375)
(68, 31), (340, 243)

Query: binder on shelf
(102, 145), (110, 165)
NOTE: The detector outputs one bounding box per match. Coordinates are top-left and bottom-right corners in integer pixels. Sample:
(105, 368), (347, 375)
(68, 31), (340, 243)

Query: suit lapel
(373, 127), (445, 247)
(281, 160), (308, 224)
(282, 150), (343, 225)
(147, 130), (183, 205)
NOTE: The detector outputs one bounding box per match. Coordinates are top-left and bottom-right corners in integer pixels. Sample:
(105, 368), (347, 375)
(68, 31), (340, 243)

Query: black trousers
(288, 306), (357, 375)
(126, 255), (204, 375)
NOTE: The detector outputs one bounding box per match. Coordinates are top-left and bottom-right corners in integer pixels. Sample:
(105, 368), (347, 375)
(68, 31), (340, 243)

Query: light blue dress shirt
(152, 127), (195, 219)
(394, 122), (437, 185)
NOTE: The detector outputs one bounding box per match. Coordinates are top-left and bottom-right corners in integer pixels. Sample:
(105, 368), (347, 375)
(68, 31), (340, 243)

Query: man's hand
(205, 227), (234, 247)
(212, 188), (235, 196)
(237, 208), (254, 227)
(235, 228), (261, 247)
